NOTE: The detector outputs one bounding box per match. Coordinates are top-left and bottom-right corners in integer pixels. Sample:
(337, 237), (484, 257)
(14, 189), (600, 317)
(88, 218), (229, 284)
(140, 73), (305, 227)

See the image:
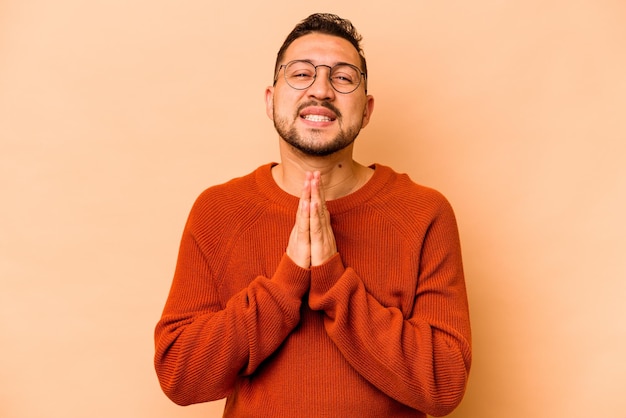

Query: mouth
(299, 104), (338, 124)
(302, 114), (334, 122)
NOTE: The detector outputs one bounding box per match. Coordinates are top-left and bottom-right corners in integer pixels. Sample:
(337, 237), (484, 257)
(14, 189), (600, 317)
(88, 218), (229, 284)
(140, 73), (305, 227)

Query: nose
(307, 65), (335, 100)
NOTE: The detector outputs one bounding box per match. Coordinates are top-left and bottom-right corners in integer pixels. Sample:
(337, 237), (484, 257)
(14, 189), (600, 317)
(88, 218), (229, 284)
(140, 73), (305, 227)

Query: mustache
(296, 100), (342, 118)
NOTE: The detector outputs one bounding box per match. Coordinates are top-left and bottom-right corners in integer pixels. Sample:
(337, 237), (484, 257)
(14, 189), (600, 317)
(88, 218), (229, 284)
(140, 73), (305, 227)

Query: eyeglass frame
(273, 60), (367, 94)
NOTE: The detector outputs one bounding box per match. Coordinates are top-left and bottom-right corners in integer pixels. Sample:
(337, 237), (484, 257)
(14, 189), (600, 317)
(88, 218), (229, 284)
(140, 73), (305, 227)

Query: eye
(292, 71), (313, 79)
(286, 62), (315, 80)
(332, 73), (354, 84)
(331, 65), (359, 85)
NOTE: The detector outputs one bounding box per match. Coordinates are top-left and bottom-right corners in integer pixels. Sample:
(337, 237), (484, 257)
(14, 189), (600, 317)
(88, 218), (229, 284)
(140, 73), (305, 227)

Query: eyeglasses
(274, 60), (366, 94)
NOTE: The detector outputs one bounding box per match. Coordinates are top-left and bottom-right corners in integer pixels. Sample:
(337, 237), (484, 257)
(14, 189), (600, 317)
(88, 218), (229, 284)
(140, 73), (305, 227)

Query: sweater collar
(255, 163), (395, 214)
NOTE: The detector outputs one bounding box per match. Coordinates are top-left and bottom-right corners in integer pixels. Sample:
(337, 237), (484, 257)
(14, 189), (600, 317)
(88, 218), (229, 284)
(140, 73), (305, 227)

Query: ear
(360, 94), (375, 129)
(265, 86), (275, 121)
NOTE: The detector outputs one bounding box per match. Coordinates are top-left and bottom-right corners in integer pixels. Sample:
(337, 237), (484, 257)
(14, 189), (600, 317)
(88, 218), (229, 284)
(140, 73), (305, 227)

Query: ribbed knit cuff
(271, 253), (311, 299)
(310, 253), (345, 297)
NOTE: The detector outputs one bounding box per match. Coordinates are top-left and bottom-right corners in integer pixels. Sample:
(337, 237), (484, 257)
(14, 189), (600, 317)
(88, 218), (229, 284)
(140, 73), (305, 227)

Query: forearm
(308, 255), (471, 416)
(154, 253), (310, 405)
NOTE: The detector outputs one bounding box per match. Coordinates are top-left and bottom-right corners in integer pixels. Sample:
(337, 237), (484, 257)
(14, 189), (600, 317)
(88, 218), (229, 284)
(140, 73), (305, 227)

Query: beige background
(1, 1), (625, 417)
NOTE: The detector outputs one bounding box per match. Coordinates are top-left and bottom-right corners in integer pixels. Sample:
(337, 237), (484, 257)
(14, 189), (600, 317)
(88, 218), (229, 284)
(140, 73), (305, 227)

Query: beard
(273, 101), (363, 157)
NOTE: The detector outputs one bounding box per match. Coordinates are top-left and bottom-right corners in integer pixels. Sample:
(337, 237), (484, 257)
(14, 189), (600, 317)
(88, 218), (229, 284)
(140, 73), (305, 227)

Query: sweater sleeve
(307, 199), (471, 417)
(154, 223), (310, 406)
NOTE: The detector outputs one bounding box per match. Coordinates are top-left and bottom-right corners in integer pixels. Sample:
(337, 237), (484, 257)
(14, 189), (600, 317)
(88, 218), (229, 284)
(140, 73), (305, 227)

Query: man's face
(265, 33), (374, 157)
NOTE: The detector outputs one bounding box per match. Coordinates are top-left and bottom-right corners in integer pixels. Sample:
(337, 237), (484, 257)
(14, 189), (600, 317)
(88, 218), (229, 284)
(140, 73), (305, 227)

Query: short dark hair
(274, 13), (368, 84)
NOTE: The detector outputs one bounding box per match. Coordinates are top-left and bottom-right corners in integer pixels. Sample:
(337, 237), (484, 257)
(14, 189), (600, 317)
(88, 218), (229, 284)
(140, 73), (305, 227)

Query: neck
(272, 146), (373, 200)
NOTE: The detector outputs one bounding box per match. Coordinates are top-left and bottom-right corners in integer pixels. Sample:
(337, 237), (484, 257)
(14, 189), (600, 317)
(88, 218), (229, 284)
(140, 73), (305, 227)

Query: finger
(296, 177), (312, 239)
(286, 177), (312, 268)
(309, 173), (336, 266)
(310, 172), (326, 217)
(309, 204), (336, 266)
(311, 171), (327, 210)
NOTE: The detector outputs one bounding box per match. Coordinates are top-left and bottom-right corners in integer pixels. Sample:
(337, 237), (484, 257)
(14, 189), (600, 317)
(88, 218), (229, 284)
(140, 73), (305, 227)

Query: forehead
(283, 33), (361, 67)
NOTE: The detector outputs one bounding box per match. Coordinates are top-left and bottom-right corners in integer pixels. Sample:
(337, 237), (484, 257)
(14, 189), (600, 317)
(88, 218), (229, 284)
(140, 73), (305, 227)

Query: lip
(299, 106), (337, 124)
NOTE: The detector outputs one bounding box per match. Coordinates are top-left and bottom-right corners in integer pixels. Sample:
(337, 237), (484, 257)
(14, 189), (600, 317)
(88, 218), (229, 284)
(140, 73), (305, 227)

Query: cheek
(273, 94), (300, 119)
(265, 87), (298, 120)
(343, 102), (368, 122)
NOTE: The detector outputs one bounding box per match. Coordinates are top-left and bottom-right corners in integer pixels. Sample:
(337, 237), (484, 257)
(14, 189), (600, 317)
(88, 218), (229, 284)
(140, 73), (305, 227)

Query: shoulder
(373, 165), (453, 212)
(367, 165), (458, 233)
(186, 165), (271, 230)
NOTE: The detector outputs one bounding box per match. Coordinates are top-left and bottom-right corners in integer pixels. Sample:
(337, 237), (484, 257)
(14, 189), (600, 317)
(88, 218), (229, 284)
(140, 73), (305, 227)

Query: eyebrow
(290, 59), (363, 71)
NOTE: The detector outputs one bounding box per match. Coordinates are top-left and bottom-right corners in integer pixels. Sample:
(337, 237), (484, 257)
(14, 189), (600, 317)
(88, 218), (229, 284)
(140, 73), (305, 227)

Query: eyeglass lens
(283, 61), (362, 93)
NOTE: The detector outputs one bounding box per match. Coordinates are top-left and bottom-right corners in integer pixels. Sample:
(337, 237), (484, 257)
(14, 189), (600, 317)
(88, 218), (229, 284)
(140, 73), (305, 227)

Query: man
(155, 13), (471, 418)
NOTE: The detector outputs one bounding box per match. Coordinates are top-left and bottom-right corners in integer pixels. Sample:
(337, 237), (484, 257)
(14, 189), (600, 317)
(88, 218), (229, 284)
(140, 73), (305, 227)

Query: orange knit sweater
(154, 163), (471, 417)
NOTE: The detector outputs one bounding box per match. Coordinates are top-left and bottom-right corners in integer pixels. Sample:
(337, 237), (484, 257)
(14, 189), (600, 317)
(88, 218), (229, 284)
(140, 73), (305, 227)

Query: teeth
(303, 115), (332, 122)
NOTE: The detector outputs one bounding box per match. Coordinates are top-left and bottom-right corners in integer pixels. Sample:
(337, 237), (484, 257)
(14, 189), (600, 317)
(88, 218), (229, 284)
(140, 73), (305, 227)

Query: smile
(302, 114), (334, 122)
